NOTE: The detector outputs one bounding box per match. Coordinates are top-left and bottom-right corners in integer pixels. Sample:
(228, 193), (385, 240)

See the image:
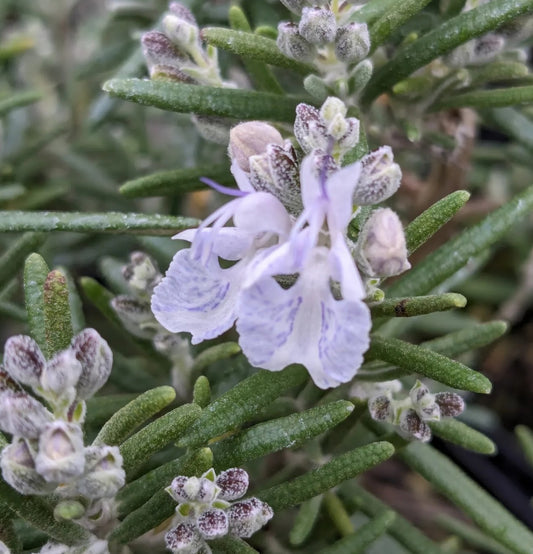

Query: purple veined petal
(151, 248), (246, 344)
(328, 234), (366, 301)
(299, 155), (325, 209)
(230, 159), (255, 192)
(237, 247), (371, 389)
(233, 192), (292, 238)
(179, 227), (254, 261)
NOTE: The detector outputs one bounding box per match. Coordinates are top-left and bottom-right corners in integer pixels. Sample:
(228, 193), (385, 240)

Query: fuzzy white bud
(299, 7), (337, 45)
(335, 22), (371, 64)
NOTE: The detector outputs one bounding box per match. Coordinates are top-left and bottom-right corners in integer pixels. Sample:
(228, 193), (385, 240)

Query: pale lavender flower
(151, 166), (292, 344)
(236, 155), (371, 389)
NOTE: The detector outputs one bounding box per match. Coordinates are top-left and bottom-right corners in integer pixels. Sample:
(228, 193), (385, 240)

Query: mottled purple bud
(70, 329), (113, 400)
(228, 121), (284, 173)
(76, 446), (125, 499)
(197, 508), (228, 539)
(122, 251), (162, 298)
(216, 468), (249, 501)
(150, 64), (198, 83)
(294, 103), (328, 153)
(277, 22), (316, 62)
(0, 370), (53, 438)
(299, 7), (336, 45)
(165, 522), (204, 554)
(368, 395), (394, 423)
(168, 2), (197, 25)
(167, 475), (190, 502)
(141, 31), (185, 69)
(167, 474), (219, 504)
(40, 349), (82, 404)
(435, 392), (465, 417)
(228, 497), (273, 538)
(0, 437), (51, 495)
(357, 208), (411, 278)
(35, 421), (85, 483)
(335, 22), (370, 64)
(354, 146), (402, 206)
(111, 296), (156, 339)
(3, 335), (45, 388)
(399, 409), (431, 442)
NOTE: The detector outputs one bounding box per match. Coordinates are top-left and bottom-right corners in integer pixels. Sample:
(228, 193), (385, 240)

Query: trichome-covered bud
(141, 31), (186, 70)
(122, 251), (162, 299)
(228, 122), (284, 173)
(0, 437), (52, 495)
(298, 7), (336, 45)
(435, 392), (465, 417)
(351, 379), (403, 400)
(410, 380), (440, 421)
(357, 208), (411, 278)
(165, 522), (204, 554)
(353, 146), (402, 206)
(0, 370), (53, 438)
(227, 497), (274, 538)
(399, 408), (432, 442)
(197, 508), (228, 539)
(3, 335), (45, 389)
(277, 22), (316, 62)
(35, 421), (85, 483)
(75, 446), (125, 499)
(216, 468), (249, 501)
(294, 103), (327, 153)
(368, 395), (394, 423)
(40, 350), (82, 407)
(111, 296), (155, 339)
(335, 22), (371, 64)
(163, 9), (200, 54)
(70, 329), (113, 400)
(167, 473), (219, 504)
(168, 1), (197, 24)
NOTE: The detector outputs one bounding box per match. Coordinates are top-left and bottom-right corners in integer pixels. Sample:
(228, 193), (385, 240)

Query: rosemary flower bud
(335, 22), (371, 64)
(277, 22), (316, 62)
(216, 468), (249, 501)
(165, 523), (203, 554)
(75, 446), (125, 499)
(298, 7), (337, 45)
(197, 508), (229, 539)
(227, 497), (274, 538)
(3, 334), (45, 389)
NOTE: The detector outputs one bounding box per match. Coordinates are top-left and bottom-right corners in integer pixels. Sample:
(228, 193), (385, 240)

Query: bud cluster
(354, 379), (465, 442)
(111, 251), (194, 396)
(165, 468), (273, 553)
(276, 2), (371, 94)
(0, 330), (125, 539)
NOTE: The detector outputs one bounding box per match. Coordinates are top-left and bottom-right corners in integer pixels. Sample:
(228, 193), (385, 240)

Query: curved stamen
(200, 177), (249, 197)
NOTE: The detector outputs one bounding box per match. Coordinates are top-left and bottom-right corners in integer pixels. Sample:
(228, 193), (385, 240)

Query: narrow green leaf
(339, 482), (445, 554)
(436, 514), (514, 554)
(178, 365), (308, 448)
(0, 90), (42, 117)
(324, 491), (355, 536)
(85, 394), (138, 429)
(370, 293), (466, 318)
(119, 164), (232, 198)
(0, 35), (34, 60)
(0, 501), (21, 553)
(0, 301), (27, 322)
(79, 277), (121, 326)
(319, 510), (396, 554)
(468, 61), (529, 88)
(433, 85), (533, 111)
(400, 443), (533, 554)
(0, 233), (46, 293)
(210, 536), (259, 553)
(211, 401), (354, 470)
(0, 481), (90, 546)
(350, 0), (398, 25)
(366, 335), (491, 393)
(429, 419), (496, 455)
(404, 190), (470, 255)
(228, 6), (284, 94)
(103, 78), (307, 123)
(515, 425), (533, 468)
(120, 403), (202, 476)
(290, 496), (323, 546)
(421, 320), (508, 358)
(193, 376), (211, 409)
(0, 211), (198, 235)
(43, 270), (73, 356)
(482, 107), (533, 151)
(257, 441), (394, 511)
(361, 0), (533, 104)
(93, 386), (176, 446)
(24, 253), (50, 356)
(191, 342), (241, 375)
(117, 447), (213, 517)
(201, 27), (314, 75)
(389, 186), (533, 298)
(369, 0), (432, 53)
(58, 267), (85, 334)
